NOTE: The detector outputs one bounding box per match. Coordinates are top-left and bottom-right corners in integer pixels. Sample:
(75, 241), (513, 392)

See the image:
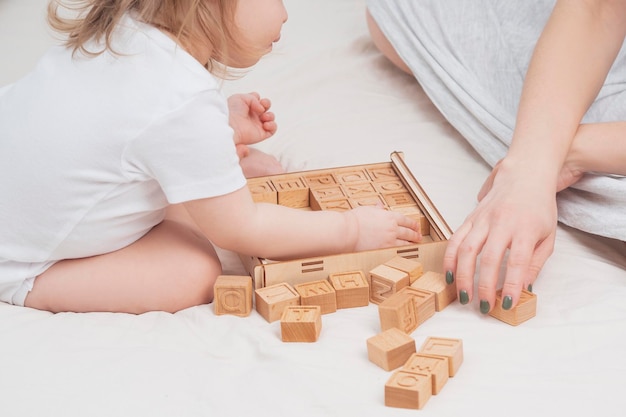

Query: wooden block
(309, 185), (347, 211)
(373, 179), (408, 194)
(350, 195), (387, 208)
(247, 178), (277, 204)
(368, 264), (410, 304)
(271, 176), (309, 208)
(366, 165), (398, 182)
(410, 271), (456, 311)
(379, 287), (436, 334)
(341, 182), (378, 198)
(213, 275), (253, 317)
(392, 205), (430, 236)
(489, 289), (537, 326)
(303, 172), (337, 188)
(403, 353), (449, 395)
(280, 306), (322, 342)
(328, 271), (369, 309)
(294, 279), (337, 314)
(333, 168), (370, 184)
(383, 191), (417, 207)
(385, 369), (432, 410)
(318, 198), (353, 212)
(384, 256), (423, 284)
(367, 327), (416, 371)
(254, 282), (300, 323)
(419, 337), (463, 377)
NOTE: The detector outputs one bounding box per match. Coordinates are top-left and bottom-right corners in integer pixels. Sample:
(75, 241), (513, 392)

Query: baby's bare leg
(24, 218), (222, 314)
(366, 9), (412, 75)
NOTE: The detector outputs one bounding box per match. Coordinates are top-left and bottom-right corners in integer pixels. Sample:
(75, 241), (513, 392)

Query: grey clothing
(367, 0), (626, 240)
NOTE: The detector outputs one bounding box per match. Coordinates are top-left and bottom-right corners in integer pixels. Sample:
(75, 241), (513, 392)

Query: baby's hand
(347, 205), (422, 251)
(228, 92), (277, 147)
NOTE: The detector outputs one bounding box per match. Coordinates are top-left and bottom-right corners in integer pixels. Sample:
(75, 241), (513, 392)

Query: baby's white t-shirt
(0, 15), (247, 305)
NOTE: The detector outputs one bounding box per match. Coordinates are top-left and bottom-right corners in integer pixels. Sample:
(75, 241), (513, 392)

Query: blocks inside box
(246, 163), (431, 236)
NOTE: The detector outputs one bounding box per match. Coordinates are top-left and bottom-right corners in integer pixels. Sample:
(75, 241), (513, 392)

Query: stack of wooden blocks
(367, 330), (463, 409)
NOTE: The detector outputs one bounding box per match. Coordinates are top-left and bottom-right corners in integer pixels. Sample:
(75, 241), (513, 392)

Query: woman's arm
(444, 0), (626, 313)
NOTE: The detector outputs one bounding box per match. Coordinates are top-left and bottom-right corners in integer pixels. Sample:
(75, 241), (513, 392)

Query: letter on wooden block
(342, 182), (377, 198)
(333, 169), (370, 184)
(403, 353), (449, 395)
(366, 328), (416, 371)
(280, 306), (322, 342)
(309, 186), (347, 211)
(350, 195), (387, 208)
(369, 264), (410, 304)
(255, 282), (300, 323)
(271, 176), (309, 208)
(373, 179), (407, 194)
(383, 191), (416, 207)
(378, 287), (436, 334)
(213, 275), (253, 317)
(328, 271), (369, 309)
(384, 256), (424, 284)
(419, 337), (463, 377)
(366, 165), (398, 181)
(489, 289), (537, 326)
(247, 178), (278, 204)
(410, 271), (456, 311)
(385, 369), (432, 410)
(294, 279), (337, 314)
(303, 172), (337, 188)
(319, 199), (353, 212)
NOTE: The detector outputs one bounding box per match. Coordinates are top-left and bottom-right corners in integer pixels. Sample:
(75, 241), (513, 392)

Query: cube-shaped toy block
(379, 287), (436, 334)
(333, 169), (370, 184)
(350, 195), (387, 208)
(393, 205), (431, 236)
(369, 264), (410, 304)
(213, 275), (253, 317)
(294, 279), (337, 314)
(403, 353), (449, 395)
(319, 199), (353, 212)
(366, 327), (416, 371)
(373, 179), (407, 194)
(247, 178), (277, 204)
(383, 191), (416, 208)
(410, 271), (456, 311)
(328, 271), (369, 309)
(366, 165), (398, 182)
(384, 256), (423, 285)
(280, 306), (322, 343)
(254, 282), (300, 323)
(341, 182), (377, 198)
(419, 337), (463, 377)
(309, 186), (347, 211)
(271, 176), (309, 208)
(303, 172), (337, 188)
(489, 289), (537, 326)
(385, 369), (432, 410)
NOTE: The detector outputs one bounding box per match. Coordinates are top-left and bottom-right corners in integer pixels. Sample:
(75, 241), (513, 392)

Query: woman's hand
(443, 158), (558, 314)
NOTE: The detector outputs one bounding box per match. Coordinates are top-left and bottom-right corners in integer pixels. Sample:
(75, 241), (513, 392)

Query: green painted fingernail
(445, 270), (454, 285)
(459, 290), (469, 305)
(502, 295), (513, 310)
(479, 300), (490, 314)
(527, 284), (533, 293)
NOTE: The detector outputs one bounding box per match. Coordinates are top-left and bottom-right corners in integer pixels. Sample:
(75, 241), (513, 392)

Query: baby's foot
(239, 147), (285, 178)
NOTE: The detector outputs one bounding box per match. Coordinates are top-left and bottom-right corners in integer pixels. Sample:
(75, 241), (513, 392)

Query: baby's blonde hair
(47, 0), (243, 74)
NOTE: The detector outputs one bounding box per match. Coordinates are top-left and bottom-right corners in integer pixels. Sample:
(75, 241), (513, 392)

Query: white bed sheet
(2, 1), (626, 416)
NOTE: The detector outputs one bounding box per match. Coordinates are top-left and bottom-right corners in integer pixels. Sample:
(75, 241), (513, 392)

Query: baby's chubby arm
(184, 186), (422, 260)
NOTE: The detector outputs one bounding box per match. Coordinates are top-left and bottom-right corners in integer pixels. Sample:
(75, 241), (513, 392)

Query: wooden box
(238, 152), (452, 289)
